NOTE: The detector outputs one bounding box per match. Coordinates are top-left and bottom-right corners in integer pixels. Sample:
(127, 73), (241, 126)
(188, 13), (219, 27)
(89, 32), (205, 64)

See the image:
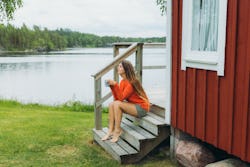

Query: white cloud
(9, 0), (166, 37)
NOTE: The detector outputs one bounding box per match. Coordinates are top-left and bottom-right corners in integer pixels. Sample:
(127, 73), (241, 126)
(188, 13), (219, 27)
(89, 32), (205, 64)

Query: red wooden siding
(171, 0), (181, 128)
(232, 0), (250, 159)
(206, 72), (219, 146)
(218, 0), (237, 153)
(177, 0), (186, 130)
(195, 70), (207, 140)
(248, 78), (250, 160)
(245, 1), (250, 160)
(186, 69), (196, 135)
(171, 0), (250, 162)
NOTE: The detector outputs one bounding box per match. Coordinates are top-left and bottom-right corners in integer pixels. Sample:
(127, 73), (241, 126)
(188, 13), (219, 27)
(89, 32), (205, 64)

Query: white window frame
(181, 0), (228, 76)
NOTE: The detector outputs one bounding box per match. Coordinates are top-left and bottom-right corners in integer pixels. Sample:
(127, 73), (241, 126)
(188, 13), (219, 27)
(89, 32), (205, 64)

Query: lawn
(0, 100), (175, 167)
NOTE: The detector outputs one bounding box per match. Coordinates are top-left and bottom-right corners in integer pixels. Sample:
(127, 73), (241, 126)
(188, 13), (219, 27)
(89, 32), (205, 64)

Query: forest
(0, 24), (165, 52)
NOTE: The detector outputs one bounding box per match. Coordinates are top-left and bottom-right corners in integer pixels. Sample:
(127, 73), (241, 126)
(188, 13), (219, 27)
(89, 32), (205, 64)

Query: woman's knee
(109, 101), (115, 108)
(113, 100), (122, 108)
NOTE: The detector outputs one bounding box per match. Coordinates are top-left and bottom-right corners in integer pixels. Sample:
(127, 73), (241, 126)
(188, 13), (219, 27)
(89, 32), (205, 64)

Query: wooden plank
(121, 122), (145, 140)
(218, 0), (237, 152)
(146, 112), (165, 124)
(205, 71), (219, 146)
(195, 70), (206, 140)
(134, 126), (170, 162)
(240, 70), (250, 159)
(93, 135), (121, 162)
(113, 43), (131, 47)
(94, 78), (102, 130)
(120, 122), (145, 150)
(93, 43), (137, 79)
(246, 2), (250, 162)
(94, 129), (127, 155)
(232, 0), (245, 155)
(122, 118), (155, 139)
(113, 43), (165, 48)
(234, 0), (250, 159)
(171, 0), (179, 127)
(231, 0), (250, 158)
(135, 43), (143, 83)
(143, 43), (166, 48)
(103, 128), (138, 155)
(143, 65), (166, 70)
(96, 92), (112, 107)
(123, 114), (159, 136)
(247, 77), (250, 162)
(186, 68), (196, 136)
(149, 104), (165, 118)
(113, 45), (119, 83)
(241, 0), (250, 161)
(177, 0), (186, 131)
(140, 114), (165, 126)
(93, 129), (127, 161)
(124, 113), (164, 126)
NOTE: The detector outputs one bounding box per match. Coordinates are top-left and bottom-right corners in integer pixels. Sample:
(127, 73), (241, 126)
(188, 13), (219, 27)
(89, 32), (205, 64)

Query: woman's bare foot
(110, 130), (122, 143)
(101, 131), (113, 141)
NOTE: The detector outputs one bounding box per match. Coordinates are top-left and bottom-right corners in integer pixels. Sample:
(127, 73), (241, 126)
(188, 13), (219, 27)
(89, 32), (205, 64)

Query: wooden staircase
(93, 105), (170, 164)
(92, 43), (168, 164)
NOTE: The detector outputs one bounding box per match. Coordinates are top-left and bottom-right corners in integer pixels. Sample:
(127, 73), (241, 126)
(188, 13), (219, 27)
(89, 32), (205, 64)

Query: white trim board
(165, 0), (172, 125)
(181, 0), (228, 76)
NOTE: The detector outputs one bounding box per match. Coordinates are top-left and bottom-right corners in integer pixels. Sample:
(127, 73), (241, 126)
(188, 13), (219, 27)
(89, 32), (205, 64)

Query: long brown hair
(121, 60), (149, 102)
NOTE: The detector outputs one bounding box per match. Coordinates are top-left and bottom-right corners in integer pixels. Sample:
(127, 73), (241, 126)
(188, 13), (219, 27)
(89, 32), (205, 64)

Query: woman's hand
(107, 79), (117, 86)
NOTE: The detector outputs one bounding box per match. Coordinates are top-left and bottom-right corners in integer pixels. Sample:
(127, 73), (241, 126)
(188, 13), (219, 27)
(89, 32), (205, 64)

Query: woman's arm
(111, 81), (133, 101)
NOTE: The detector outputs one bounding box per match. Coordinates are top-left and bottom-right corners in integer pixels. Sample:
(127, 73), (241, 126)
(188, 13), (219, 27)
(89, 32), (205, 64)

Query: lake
(0, 48), (167, 106)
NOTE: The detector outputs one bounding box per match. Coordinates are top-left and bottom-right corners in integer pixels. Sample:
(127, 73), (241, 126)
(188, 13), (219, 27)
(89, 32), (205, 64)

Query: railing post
(94, 77), (102, 130)
(113, 45), (119, 82)
(135, 43), (143, 83)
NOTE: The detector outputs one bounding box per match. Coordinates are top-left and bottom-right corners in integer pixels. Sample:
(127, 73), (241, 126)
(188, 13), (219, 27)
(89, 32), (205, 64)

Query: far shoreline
(0, 47), (113, 56)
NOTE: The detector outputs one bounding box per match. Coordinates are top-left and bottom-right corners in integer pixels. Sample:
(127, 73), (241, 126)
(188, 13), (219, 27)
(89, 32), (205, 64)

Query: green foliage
(0, 99), (109, 113)
(60, 101), (94, 112)
(0, 24), (165, 52)
(156, 0), (167, 16)
(60, 101), (108, 113)
(0, 0), (23, 21)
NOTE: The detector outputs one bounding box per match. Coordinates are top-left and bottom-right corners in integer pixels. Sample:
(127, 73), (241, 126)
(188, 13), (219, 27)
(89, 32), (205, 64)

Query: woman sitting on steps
(101, 60), (150, 143)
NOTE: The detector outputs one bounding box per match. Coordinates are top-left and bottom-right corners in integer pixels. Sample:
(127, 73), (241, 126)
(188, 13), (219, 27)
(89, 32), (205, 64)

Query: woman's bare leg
(111, 101), (138, 142)
(101, 101), (115, 140)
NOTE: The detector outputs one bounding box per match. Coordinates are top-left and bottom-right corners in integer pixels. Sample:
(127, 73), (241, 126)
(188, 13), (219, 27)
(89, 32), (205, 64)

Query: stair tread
(93, 129), (128, 156)
(125, 112), (165, 126)
(121, 122), (146, 140)
(122, 118), (155, 139)
(123, 112), (167, 136)
(146, 112), (166, 123)
(103, 127), (138, 154)
(93, 114), (170, 164)
(149, 104), (165, 118)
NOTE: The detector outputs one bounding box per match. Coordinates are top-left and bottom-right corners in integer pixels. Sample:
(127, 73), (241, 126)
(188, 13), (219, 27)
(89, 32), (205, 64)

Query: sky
(9, 0), (166, 38)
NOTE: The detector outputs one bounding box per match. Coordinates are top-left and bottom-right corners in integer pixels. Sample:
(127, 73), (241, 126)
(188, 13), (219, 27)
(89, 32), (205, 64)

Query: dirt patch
(47, 145), (78, 158)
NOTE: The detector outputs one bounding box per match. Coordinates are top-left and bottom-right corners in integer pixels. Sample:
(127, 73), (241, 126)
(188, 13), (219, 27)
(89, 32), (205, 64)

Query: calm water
(0, 48), (166, 106)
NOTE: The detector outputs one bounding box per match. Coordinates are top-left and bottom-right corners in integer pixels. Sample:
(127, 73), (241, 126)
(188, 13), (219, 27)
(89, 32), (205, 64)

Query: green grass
(0, 100), (175, 167)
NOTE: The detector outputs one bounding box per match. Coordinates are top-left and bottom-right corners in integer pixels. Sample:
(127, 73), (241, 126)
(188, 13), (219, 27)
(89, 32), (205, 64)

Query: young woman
(101, 60), (150, 143)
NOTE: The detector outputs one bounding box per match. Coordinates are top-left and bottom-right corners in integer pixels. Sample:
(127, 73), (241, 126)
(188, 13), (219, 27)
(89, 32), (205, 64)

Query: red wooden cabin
(167, 0), (250, 163)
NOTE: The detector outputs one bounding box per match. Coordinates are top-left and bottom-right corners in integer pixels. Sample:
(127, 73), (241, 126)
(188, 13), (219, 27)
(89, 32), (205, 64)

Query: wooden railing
(92, 42), (166, 130)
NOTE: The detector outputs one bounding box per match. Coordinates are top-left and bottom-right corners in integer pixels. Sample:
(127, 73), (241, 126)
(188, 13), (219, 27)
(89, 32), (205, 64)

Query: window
(181, 0), (228, 76)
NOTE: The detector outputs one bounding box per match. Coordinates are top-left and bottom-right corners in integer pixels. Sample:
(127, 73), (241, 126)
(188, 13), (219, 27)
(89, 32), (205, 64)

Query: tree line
(0, 24), (165, 52)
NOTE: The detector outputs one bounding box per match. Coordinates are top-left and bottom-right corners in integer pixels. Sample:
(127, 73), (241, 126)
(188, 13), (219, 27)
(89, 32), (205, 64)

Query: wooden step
(123, 111), (166, 136)
(93, 128), (138, 163)
(120, 118), (156, 150)
(149, 104), (165, 118)
(93, 105), (170, 164)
